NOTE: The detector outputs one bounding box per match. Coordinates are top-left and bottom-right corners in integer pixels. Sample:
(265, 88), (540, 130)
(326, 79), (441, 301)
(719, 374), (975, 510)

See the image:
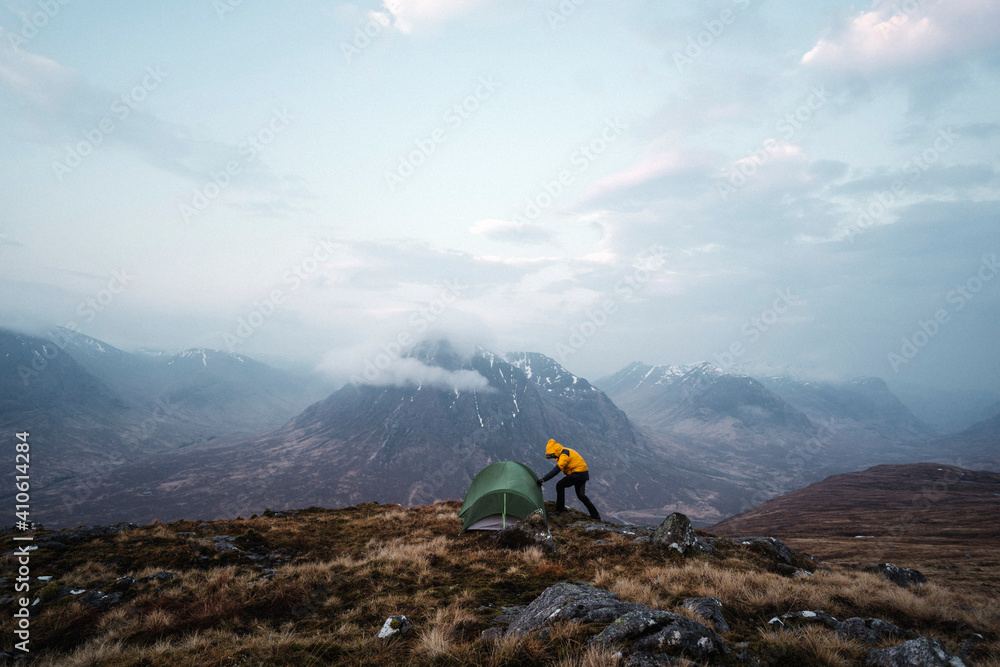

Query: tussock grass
(4, 501), (996, 666)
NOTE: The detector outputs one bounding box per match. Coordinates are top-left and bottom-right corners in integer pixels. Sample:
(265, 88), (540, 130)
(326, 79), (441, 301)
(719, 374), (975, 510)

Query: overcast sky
(1, 0), (998, 393)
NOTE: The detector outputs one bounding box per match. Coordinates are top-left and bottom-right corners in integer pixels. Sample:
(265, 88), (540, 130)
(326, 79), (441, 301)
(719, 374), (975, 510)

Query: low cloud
(469, 218), (552, 244)
(371, 357), (492, 391)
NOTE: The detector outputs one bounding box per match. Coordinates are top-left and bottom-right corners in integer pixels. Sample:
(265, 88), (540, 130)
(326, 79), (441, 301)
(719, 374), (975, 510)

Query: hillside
(710, 462), (1000, 596)
(1, 503), (995, 665)
(29, 343), (749, 528)
(598, 362), (948, 507)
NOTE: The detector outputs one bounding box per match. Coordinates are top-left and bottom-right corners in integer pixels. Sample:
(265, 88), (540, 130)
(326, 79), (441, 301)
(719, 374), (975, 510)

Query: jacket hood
(546, 439), (563, 458)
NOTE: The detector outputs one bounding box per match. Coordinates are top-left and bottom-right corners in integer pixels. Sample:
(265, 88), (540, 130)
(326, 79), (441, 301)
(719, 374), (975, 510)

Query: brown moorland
(0, 493), (995, 665)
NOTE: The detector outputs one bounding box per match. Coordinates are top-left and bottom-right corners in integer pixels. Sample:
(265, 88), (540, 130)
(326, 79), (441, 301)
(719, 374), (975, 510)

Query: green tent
(459, 460), (546, 532)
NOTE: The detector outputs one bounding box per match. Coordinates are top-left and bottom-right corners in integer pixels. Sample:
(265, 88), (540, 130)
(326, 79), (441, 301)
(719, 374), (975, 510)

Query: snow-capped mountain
(31, 342), (750, 528)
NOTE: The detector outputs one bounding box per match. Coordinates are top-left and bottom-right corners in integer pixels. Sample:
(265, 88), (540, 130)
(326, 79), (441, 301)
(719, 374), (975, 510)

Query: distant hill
(0, 327), (333, 499)
(710, 462), (1000, 543)
(56, 328), (332, 435)
(30, 342), (751, 528)
(597, 362), (941, 507)
(0, 329), (178, 488)
(915, 412), (1000, 472)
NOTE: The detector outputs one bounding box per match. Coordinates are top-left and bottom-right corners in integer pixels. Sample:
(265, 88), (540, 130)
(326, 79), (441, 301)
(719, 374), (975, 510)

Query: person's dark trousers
(555, 471), (601, 520)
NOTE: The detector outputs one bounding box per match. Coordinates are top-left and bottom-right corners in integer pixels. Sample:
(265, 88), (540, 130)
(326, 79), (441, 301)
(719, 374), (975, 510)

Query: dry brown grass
(4, 501), (996, 666)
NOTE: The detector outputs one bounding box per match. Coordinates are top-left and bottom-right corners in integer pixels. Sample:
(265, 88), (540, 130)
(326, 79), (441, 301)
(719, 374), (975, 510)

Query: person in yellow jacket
(537, 439), (601, 520)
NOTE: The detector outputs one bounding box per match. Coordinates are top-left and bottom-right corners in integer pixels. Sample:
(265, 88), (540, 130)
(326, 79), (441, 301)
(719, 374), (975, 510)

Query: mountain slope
(0, 329), (177, 487)
(913, 412), (1000, 472)
(31, 343), (751, 527)
(58, 328), (331, 435)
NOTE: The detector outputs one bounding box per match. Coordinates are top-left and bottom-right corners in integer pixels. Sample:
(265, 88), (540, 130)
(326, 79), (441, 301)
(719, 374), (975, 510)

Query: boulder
(650, 513), (712, 555)
(865, 637), (966, 666)
(505, 581), (647, 636)
(590, 608), (728, 661)
(837, 617), (911, 644)
(77, 590), (123, 609)
(865, 563), (927, 588)
(681, 597), (730, 632)
(768, 610), (839, 630)
(727, 536), (795, 565)
(377, 615), (414, 639)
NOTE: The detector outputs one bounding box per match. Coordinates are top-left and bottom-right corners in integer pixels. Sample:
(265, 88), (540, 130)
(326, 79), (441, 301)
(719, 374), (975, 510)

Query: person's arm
(539, 463), (561, 483)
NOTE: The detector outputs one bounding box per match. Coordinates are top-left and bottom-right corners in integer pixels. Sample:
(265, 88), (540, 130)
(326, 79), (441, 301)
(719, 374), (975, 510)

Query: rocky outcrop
(837, 617), (911, 644)
(865, 637), (966, 666)
(681, 597), (729, 632)
(505, 582), (728, 662)
(865, 563), (927, 588)
(726, 536), (795, 565)
(650, 513), (713, 555)
(505, 582), (647, 636)
(768, 610), (839, 630)
(590, 609), (727, 661)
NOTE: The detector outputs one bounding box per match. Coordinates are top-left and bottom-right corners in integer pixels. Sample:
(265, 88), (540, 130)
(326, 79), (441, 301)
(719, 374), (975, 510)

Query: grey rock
(212, 536), (242, 553)
(625, 653), (699, 666)
(865, 563), (927, 588)
(591, 608), (727, 660)
(77, 590), (122, 609)
(837, 617), (910, 644)
(650, 513), (713, 555)
(865, 637), (966, 666)
(505, 581), (647, 636)
(633, 536), (651, 544)
(479, 627), (504, 641)
(681, 597), (730, 632)
(569, 521), (644, 536)
(769, 610), (839, 630)
(728, 536), (795, 565)
(377, 615), (414, 639)
(141, 571), (177, 582)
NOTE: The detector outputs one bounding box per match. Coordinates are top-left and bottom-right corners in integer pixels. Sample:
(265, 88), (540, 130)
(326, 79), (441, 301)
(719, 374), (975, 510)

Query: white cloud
(468, 218), (553, 244)
(382, 0), (485, 34)
(802, 0), (1000, 71)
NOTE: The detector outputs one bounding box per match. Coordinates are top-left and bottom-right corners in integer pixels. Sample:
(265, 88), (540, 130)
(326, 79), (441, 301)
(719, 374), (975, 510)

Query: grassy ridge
(2, 502), (997, 666)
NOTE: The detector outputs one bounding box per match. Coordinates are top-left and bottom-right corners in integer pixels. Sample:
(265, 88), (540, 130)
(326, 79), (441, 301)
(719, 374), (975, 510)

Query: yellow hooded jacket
(545, 439), (588, 475)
